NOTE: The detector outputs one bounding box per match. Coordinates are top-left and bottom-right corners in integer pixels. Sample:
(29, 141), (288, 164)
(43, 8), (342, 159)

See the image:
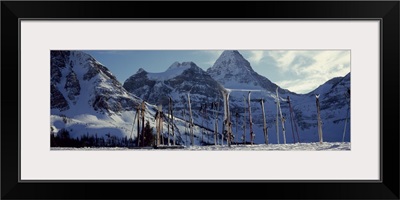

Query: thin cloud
(264, 50), (350, 93)
(196, 50), (223, 67)
(277, 79), (321, 94)
(248, 51), (265, 64)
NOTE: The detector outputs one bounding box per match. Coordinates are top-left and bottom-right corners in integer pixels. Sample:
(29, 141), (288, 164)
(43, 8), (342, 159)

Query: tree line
(51, 120), (156, 148)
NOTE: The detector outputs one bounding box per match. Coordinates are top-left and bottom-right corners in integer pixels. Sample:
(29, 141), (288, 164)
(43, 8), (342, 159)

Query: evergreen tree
(143, 120), (155, 147)
(50, 126), (57, 147)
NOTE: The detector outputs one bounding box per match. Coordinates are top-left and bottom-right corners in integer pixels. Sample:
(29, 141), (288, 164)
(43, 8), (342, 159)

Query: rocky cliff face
(123, 61), (225, 121)
(50, 50), (141, 116)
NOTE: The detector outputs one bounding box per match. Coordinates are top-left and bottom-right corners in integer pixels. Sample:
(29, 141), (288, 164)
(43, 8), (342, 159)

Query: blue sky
(83, 50), (350, 94)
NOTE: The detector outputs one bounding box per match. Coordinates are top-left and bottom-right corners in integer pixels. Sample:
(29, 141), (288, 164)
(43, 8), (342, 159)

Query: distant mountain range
(51, 50), (350, 145)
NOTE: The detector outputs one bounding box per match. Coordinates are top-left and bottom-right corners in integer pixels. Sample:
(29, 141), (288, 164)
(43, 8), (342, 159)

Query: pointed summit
(137, 68), (147, 73)
(208, 50), (254, 75)
(206, 50), (259, 89)
(218, 50), (243, 59)
(206, 50), (293, 94)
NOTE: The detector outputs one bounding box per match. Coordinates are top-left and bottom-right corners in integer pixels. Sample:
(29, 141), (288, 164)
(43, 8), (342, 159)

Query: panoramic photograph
(50, 50), (351, 150)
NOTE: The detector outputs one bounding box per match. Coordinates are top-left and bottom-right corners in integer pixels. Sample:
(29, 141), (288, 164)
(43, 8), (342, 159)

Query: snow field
(51, 142), (350, 151)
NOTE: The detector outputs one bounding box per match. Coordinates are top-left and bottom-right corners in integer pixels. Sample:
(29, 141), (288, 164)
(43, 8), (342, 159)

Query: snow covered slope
(51, 50), (350, 147)
(51, 51), (215, 146)
(290, 72), (351, 143)
(52, 142), (351, 151)
(51, 50), (144, 139)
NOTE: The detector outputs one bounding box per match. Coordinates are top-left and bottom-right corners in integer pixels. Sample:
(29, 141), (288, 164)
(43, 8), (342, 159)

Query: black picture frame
(2, 1), (399, 199)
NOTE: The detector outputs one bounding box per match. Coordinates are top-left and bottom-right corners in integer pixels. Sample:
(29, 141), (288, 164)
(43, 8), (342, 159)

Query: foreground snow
(51, 142), (350, 151)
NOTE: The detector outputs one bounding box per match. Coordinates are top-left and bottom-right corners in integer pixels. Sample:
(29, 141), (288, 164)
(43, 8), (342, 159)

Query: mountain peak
(206, 50), (290, 93)
(168, 61), (181, 70)
(137, 68), (147, 73)
(167, 61), (197, 71)
(217, 50), (247, 64)
(206, 50), (259, 88)
(220, 50), (241, 57)
(181, 61), (196, 66)
(209, 50), (253, 73)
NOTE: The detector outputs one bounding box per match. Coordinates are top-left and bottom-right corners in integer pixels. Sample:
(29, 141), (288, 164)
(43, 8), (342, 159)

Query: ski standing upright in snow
(259, 98), (268, 145)
(316, 94), (323, 144)
(222, 89), (232, 147)
(247, 91), (254, 145)
(276, 88), (287, 144)
(187, 92), (194, 146)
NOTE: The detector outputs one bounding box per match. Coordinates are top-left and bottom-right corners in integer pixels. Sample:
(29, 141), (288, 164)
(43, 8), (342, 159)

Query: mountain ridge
(51, 50), (351, 145)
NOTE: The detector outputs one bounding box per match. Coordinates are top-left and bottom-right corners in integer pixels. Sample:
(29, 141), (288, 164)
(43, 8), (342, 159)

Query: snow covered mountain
(202, 50), (350, 144)
(51, 50), (146, 139)
(123, 61), (226, 122)
(207, 50), (293, 94)
(51, 51), (141, 115)
(51, 51), (213, 146)
(51, 50), (350, 147)
(124, 61), (225, 103)
(291, 72), (351, 142)
(122, 50), (350, 145)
